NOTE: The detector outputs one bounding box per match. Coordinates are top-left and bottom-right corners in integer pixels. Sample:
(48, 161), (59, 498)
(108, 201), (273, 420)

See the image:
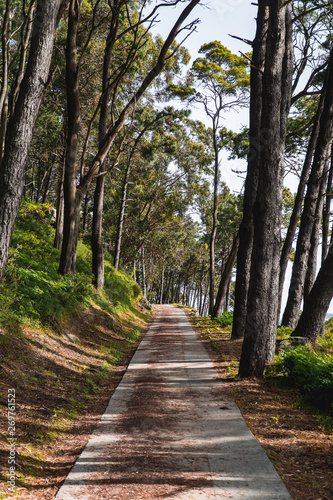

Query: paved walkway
(55, 305), (292, 499)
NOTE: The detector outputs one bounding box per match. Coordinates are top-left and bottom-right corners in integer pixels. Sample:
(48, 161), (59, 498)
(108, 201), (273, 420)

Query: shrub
(213, 311), (233, 328)
(267, 345), (333, 414)
(276, 326), (293, 339)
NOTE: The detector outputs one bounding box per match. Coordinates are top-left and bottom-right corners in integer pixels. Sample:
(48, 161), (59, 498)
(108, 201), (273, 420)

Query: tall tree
(231, 0), (269, 339)
(282, 47), (333, 327)
(0, 0), (62, 282)
(58, 0), (201, 276)
(238, 0), (293, 378)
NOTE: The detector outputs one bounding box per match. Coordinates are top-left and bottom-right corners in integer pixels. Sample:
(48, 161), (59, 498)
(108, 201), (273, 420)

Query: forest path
(55, 305), (291, 500)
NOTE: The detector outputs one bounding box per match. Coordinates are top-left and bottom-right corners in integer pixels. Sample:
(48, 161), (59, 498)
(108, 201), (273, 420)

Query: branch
(80, 0), (201, 192)
(228, 33), (253, 46)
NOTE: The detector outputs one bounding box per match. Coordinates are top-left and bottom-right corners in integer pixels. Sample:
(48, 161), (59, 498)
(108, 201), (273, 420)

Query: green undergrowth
(0, 200), (141, 328)
(266, 346), (333, 419)
(0, 200), (152, 497)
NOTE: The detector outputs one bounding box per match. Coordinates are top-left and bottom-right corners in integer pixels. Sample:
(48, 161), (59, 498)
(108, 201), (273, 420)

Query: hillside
(0, 201), (152, 499)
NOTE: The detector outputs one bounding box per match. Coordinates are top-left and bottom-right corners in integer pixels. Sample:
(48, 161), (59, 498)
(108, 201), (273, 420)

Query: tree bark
(54, 146), (66, 250)
(58, 0), (81, 276)
(292, 242), (333, 342)
(159, 266), (165, 304)
(282, 48), (333, 327)
(114, 162), (130, 271)
(209, 119), (220, 315)
(0, 0), (61, 281)
(322, 145), (333, 261)
(278, 82), (327, 319)
(231, 0), (268, 339)
(304, 173), (327, 303)
(91, 2), (121, 289)
(239, 0), (293, 377)
(211, 234), (239, 319)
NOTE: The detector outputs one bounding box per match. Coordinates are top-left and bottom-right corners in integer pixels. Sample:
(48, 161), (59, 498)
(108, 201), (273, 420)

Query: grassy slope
(0, 201), (152, 499)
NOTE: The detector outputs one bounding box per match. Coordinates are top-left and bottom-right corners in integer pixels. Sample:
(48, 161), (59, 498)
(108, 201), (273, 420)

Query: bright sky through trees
(148, 1), (256, 191)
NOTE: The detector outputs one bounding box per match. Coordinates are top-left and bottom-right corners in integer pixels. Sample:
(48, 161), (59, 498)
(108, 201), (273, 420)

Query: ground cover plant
(0, 202), (152, 499)
(183, 307), (333, 500)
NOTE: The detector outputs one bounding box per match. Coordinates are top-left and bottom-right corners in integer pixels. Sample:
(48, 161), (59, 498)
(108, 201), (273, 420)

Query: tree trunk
(58, 0), (81, 276)
(239, 0), (293, 378)
(159, 266), (165, 305)
(91, 4), (120, 289)
(278, 82), (327, 319)
(282, 48), (333, 327)
(114, 162), (130, 270)
(209, 122), (220, 315)
(91, 173), (105, 289)
(54, 150), (66, 250)
(42, 160), (54, 204)
(211, 234), (239, 319)
(304, 173), (327, 303)
(0, 0), (61, 281)
(292, 242), (333, 342)
(322, 145), (333, 261)
(231, 0), (268, 339)
(200, 276), (210, 316)
(0, 0), (10, 166)
(225, 277), (231, 312)
(141, 248), (147, 299)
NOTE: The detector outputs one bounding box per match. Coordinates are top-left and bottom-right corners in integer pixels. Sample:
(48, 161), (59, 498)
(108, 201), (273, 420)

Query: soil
(0, 304), (332, 499)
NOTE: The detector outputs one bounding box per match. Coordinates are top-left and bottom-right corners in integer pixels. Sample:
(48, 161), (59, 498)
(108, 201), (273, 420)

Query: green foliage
(267, 346), (333, 414)
(0, 201), (141, 328)
(213, 311), (233, 329)
(323, 317), (333, 349)
(276, 326), (294, 339)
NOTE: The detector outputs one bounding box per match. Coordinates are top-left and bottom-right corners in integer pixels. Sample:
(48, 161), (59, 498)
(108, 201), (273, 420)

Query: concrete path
(55, 305), (292, 500)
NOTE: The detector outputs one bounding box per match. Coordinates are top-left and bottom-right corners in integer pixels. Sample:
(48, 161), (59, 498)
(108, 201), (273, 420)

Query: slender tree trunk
(322, 145), (333, 261)
(114, 162), (130, 270)
(82, 193), (89, 232)
(163, 271), (173, 304)
(225, 277), (231, 312)
(54, 150), (66, 250)
(58, 0), (81, 275)
(159, 266), (165, 305)
(239, 0), (293, 377)
(278, 82), (327, 318)
(282, 48), (333, 327)
(231, 0), (268, 339)
(141, 248), (147, 298)
(91, 172), (105, 289)
(209, 122), (219, 315)
(211, 234), (239, 319)
(292, 241), (333, 342)
(0, 0), (61, 281)
(42, 160), (54, 204)
(91, 4), (121, 289)
(0, 0), (10, 166)
(304, 173), (327, 302)
(200, 276), (210, 316)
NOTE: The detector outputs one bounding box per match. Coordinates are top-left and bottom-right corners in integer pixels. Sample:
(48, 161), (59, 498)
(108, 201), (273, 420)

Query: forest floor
(0, 303), (332, 499)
